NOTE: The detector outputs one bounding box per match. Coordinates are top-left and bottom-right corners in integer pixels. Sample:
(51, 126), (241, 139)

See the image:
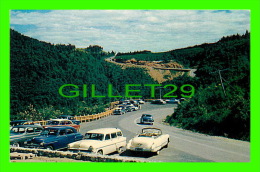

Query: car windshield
(85, 133), (104, 140)
(47, 121), (60, 125)
(41, 129), (59, 136)
(139, 128), (161, 137)
(10, 127), (26, 134)
(143, 114), (152, 117)
(59, 116), (67, 119)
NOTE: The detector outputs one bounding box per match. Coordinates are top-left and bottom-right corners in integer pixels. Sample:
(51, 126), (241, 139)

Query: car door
(65, 128), (80, 143)
(56, 129), (69, 149)
(115, 131), (126, 149)
(103, 134), (117, 154)
(23, 127), (37, 142)
(110, 132), (119, 151)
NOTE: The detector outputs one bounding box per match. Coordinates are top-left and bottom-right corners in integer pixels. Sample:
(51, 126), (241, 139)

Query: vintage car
(140, 114), (154, 125)
(165, 98), (180, 104)
(57, 115), (81, 125)
(113, 108), (126, 115)
(10, 125), (43, 147)
(137, 99), (145, 104)
(25, 126), (83, 150)
(151, 99), (166, 104)
(43, 119), (80, 132)
(126, 127), (169, 155)
(68, 128), (127, 155)
(125, 106), (134, 112)
(10, 120), (35, 127)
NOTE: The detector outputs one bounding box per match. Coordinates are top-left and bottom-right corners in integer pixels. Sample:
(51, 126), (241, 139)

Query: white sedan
(126, 128), (169, 155)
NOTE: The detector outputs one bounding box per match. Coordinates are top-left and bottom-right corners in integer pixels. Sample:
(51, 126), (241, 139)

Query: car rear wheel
(117, 147), (125, 154)
(46, 146), (54, 150)
(97, 150), (103, 155)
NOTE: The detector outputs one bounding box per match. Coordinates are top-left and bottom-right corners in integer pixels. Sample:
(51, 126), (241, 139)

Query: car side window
(34, 127), (43, 133)
(59, 129), (66, 135)
(66, 129), (74, 134)
(117, 132), (122, 137)
(111, 132), (117, 139)
(60, 121), (66, 125)
(26, 128), (34, 133)
(105, 134), (111, 140)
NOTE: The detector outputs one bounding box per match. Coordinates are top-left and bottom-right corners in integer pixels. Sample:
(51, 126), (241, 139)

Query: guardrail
(74, 109), (114, 123)
(33, 101), (119, 125)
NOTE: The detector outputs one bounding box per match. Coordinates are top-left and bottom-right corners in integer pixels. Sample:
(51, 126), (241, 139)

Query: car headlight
(40, 142), (44, 146)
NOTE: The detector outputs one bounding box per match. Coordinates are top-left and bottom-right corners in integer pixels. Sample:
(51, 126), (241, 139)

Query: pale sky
(10, 10), (250, 52)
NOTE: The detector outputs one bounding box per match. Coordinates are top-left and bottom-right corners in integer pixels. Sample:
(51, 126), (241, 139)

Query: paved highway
(79, 103), (250, 162)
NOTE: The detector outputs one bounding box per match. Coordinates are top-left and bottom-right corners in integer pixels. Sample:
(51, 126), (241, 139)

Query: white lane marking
(134, 117), (142, 127)
(170, 134), (250, 158)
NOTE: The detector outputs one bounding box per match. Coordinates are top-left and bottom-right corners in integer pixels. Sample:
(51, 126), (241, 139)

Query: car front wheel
(12, 142), (20, 147)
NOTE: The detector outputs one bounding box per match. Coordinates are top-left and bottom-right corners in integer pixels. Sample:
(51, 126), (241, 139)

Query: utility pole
(210, 68), (229, 96)
(156, 87), (164, 99)
(218, 70), (226, 96)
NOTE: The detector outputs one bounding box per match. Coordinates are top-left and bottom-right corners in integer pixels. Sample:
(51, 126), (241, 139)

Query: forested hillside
(10, 29), (155, 121)
(10, 29), (250, 141)
(165, 32), (250, 141)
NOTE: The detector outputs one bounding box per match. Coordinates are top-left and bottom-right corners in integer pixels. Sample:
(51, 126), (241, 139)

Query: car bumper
(68, 148), (92, 153)
(24, 144), (44, 149)
(128, 147), (155, 152)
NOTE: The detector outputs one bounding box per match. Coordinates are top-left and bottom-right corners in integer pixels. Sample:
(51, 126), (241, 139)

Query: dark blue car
(26, 126), (83, 150)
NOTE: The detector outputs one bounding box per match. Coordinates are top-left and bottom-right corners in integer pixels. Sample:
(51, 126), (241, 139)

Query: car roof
(44, 126), (75, 130)
(59, 115), (74, 117)
(48, 119), (72, 121)
(11, 120), (31, 122)
(86, 128), (122, 134)
(142, 127), (161, 131)
(12, 125), (43, 128)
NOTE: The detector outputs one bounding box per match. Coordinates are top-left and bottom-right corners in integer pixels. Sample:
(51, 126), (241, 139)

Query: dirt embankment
(106, 58), (185, 83)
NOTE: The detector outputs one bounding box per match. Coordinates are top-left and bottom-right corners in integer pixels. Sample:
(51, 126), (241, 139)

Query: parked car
(25, 126), (83, 150)
(57, 115), (81, 125)
(113, 108), (126, 115)
(123, 100), (130, 104)
(140, 114), (154, 125)
(165, 98), (180, 104)
(10, 120), (35, 127)
(137, 99), (145, 104)
(68, 128), (127, 155)
(127, 105), (138, 111)
(43, 119), (81, 132)
(10, 125), (43, 147)
(126, 127), (169, 155)
(118, 105), (127, 110)
(179, 98), (186, 102)
(130, 100), (138, 104)
(125, 106), (133, 112)
(151, 99), (166, 104)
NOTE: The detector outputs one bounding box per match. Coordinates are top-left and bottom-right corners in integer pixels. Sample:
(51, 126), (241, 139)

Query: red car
(43, 119), (80, 132)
